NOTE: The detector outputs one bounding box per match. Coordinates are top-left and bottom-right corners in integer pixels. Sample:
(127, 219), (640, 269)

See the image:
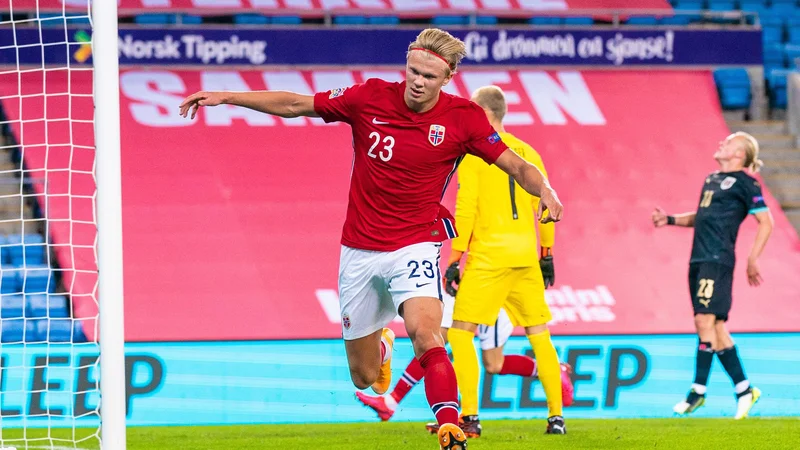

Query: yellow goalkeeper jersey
(451, 131), (554, 269)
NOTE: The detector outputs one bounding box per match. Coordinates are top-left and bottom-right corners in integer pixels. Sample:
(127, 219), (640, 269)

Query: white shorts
(441, 292), (514, 350)
(338, 242), (442, 340)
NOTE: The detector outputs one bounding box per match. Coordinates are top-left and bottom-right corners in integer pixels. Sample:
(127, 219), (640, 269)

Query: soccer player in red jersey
(179, 28), (563, 449)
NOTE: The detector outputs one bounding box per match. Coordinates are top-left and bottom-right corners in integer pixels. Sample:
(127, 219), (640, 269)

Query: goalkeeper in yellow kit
(446, 86), (566, 435)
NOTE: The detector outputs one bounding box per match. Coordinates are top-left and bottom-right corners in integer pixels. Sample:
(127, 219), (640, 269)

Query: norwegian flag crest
(428, 124), (446, 146)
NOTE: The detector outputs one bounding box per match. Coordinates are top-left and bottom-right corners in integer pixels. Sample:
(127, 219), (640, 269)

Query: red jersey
(313, 79), (506, 252)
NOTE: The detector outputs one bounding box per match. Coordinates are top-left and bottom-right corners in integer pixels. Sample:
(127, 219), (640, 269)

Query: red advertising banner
(1, 68), (798, 342)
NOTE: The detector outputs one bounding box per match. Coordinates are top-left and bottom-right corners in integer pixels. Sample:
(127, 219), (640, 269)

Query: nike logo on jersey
(415, 282), (431, 288)
(372, 118), (389, 125)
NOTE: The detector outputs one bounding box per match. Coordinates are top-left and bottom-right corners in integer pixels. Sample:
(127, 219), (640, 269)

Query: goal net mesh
(0, 1), (102, 448)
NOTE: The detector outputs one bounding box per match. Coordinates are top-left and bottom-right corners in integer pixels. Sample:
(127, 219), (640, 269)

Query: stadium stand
(0, 85), (87, 344)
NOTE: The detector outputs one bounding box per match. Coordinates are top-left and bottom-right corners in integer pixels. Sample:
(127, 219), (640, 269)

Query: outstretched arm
(179, 91), (318, 120)
(494, 149), (563, 223)
(652, 207), (696, 228)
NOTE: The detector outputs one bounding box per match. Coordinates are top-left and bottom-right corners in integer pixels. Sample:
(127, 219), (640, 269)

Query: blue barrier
(0, 333), (797, 427)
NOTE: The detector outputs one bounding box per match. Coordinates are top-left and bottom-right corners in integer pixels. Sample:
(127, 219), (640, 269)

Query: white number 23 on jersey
(368, 131), (394, 162)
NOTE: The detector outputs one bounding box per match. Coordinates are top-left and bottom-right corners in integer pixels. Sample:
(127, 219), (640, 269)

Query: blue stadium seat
(6, 234), (46, 266)
(1, 318), (35, 343)
(48, 295), (69, 318)
(770, 0), (798, 14)
(38, 12), (90, 27)
(659, 15), (692, 25)
(26, 294), (48, 318)
(528, 17), (562, 25)
(761, 16), (785, 45)
(768, 69), (791, 108)
(742, 2), (770, 24)
(707, 0), (734, 8)
(674, 0), (705, 21)
(270, 16), (302, 25)
(563, 16), (593, 25)
(73, 320), (87, 343)
(367, 16), (400, 25)
(1, 269), (19, 294)
(708, 1), (738, 23)
(627, 16), (659, 25)
(788, 24), (800, 45)
(1, 318), (24, 342)
(1, 295), (24, 318)
(334, 15), (368, 25)
(180, 14), (203, 25)
(37, 319), (75, 343)
(24, 295), (67, 318)
(17, 265), (53, 294)
(234, 14), (270, 25)
(476, 15), (499, 25)
(134, 14), (176, 25)
(764, 43), (786, 71)
(713, 68), (752, 110)
(784, 44), (800, 68)
(673, 0), (704, 8)
(432, 15), (469, 25)
(6, 234), (46, 265)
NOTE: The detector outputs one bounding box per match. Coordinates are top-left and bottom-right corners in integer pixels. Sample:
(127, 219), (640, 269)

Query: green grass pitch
(2, 418), (799, 449)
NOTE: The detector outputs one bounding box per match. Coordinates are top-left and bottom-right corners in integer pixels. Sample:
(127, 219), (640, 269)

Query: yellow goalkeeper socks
(448, 327), (480, 417)
(527, 329), (563, 417)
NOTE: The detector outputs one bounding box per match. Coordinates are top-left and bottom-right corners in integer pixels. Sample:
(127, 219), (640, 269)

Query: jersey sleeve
(744, 178), (768, 214)
(313, 81), (370, 124)
(451, 155), (481, 253)
(462, 104), (507, 164)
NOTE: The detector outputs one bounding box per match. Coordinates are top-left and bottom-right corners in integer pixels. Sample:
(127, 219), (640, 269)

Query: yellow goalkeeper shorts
(452, 265), (552, 327)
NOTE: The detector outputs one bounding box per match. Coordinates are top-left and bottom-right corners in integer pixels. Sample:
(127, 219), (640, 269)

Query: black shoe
(427, 415), (482, 438)
(460, 415), (482, 438)
(546, 415), (566, 434)
(673, 389), (706, 415)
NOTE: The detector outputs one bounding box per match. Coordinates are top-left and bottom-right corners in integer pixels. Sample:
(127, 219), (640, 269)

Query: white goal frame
(93, 0), (127, 449)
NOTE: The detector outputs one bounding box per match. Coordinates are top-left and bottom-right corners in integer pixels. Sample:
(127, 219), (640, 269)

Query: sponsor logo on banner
(428, 125), (446, 146)
(545, 285), (617, 324)
(73, 30), (92, 63)
(316, 285), (617, 327)
(118, 33), (267, 64)
(463, 30), (675, 66)
(720, 176), (737, 190)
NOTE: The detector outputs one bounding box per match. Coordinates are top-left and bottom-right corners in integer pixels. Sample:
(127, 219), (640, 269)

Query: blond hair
(732, 131), (763, 173)
(471, 86), (507, 121)
(407, 28), (466, 76)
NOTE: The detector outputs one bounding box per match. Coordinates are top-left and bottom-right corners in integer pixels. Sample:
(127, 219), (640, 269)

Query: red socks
(390, 357), (424, 403)
(418, 347), (459, 425)
(499, 354), (537, 377)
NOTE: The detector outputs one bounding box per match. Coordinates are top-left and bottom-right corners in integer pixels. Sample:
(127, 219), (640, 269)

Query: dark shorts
(688, 262), (734, 321)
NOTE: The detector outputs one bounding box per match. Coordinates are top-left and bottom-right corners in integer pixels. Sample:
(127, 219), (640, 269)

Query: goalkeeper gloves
(444, 261), (461, 296)
(540, 248), (555, 288)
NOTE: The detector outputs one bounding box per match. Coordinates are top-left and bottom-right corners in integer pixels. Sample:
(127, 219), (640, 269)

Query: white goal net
(0, 1), (106, 449)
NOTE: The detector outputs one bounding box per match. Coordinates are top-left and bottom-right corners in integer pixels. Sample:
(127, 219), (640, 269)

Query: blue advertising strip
(0, 28), (762, 67)
(0, 333), (798, 427)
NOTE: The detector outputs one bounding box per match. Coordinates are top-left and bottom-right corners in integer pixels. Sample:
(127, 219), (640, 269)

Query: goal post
(0, 0), (126, 448)
(93, 0), (127, 448)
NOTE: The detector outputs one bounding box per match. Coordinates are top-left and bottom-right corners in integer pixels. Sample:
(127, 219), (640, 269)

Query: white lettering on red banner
(120, 70), (605, 127)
